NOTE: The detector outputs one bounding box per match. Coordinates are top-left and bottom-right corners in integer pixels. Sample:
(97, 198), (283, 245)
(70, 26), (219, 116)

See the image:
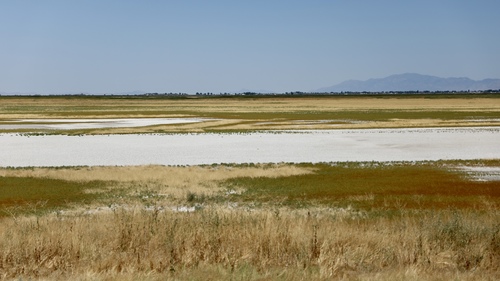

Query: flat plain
(1, 95), (500, 133)
(1, 94), (499, 280)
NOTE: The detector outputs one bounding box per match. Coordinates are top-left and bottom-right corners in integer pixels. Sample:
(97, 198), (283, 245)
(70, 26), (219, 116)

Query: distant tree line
(1, 89), (499, 97)
(144, 92), (188, 96)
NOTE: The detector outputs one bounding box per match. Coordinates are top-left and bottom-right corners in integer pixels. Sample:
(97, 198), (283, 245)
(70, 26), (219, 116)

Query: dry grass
(0, 164), (311, 182)
(0, 164), (313, 204)
(1, 206), (498, 280)
(1, 162), (500, 280)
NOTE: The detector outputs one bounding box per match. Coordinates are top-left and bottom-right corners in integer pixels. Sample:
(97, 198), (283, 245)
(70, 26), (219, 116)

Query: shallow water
(1, 127), (499, 167)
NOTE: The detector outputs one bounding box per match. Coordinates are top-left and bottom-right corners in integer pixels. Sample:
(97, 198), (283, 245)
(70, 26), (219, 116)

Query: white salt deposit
(1, 127), (499, 167)
(456, 166), (500, 181)
(0, 118), (208, 130)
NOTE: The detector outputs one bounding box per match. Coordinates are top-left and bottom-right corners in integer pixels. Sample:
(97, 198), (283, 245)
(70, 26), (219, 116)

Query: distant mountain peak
(318, 73), (500, 92)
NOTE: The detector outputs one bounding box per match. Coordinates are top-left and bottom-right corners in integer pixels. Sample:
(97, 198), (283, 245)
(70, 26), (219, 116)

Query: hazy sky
(1, 0), (499, 94)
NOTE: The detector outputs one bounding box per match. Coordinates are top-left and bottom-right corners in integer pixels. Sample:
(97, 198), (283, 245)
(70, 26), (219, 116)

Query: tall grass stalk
(1, 207), (498, 280)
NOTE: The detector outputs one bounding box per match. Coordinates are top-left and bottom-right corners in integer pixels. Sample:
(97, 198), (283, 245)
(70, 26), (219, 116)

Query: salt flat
(1, 127), (499, 167)
(0, 118), (207, 130)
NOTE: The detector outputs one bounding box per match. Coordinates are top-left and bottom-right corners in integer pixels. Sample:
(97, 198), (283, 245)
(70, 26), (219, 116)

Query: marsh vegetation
(0, 95), (499, 280)
(1, 161), (499, 280)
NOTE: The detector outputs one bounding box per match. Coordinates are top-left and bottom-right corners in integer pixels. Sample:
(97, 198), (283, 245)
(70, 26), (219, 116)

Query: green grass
(198, 110), (500, 121)
(2, 109), (498, 123)
(0, 177), (107, 217)
(223, 162), (500, 210)
(2, 161), (499, 217)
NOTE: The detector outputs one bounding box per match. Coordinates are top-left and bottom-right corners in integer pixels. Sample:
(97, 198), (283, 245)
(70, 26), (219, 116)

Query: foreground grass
(1, 207), (499, 280)
(1, 161), (499, 280)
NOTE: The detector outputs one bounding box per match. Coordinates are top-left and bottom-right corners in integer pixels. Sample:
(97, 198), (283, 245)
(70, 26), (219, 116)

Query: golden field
(1, 95), (500, 133)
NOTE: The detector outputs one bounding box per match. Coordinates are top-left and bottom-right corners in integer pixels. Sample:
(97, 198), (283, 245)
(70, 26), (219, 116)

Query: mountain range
(2, 74), (500, 95)
(317, 73), (500, 92)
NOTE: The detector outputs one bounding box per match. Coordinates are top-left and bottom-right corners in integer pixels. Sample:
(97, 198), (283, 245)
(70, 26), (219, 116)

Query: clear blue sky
(1, 0), (499, 94)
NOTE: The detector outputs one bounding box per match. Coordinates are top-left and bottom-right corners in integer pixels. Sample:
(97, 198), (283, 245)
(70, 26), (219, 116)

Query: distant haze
(317, 73), (500, 92)
(2, 73), (500, 95)
(1, 1), (499, 94)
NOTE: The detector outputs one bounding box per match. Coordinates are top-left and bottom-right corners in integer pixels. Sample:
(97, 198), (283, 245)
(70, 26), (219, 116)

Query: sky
(1, 0), (500, 94)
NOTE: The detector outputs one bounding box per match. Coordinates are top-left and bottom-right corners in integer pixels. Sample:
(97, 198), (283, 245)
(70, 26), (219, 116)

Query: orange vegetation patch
(224, 162), (500, 210)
